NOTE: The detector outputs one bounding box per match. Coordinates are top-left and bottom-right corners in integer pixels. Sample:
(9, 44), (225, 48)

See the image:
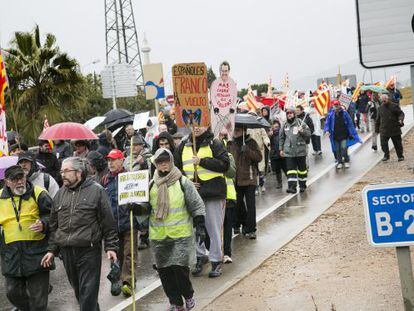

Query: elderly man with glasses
(41, 157), (119, 311)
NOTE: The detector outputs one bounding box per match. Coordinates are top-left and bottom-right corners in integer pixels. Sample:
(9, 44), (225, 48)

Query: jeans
(60, 245), (102, 311)
(223, 201), (236, 257)
(334, 139), (349, 164)
(380, 135), (403, 158)
(311, 134), (322, 152)
(6, 271), (49, 311)
(158, 265), (194, 307)
(235, 185), (257, 233)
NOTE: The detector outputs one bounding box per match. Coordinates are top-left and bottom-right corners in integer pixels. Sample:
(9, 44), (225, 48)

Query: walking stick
(129, 137), (136, 311)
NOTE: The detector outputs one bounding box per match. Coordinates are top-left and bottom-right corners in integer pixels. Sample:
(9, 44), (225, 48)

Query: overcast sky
(1, 0), (360, 92)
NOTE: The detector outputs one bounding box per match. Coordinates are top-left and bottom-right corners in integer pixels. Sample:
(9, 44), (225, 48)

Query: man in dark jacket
(375, 94), (405, 161)
(102, 149), (138, 297)
(175, 127), (229, 278)
(41, 157), (118, 311)
(269, 120), (287, 188)
(296, 105), (314, 135)
(53, 140), (72, 166)
(228, 126), (262, 239)
(0, 165), (53, 311)
(387, 82), (403, 105)
(356, 91), (370, 132)
(37, 140), (61, 185)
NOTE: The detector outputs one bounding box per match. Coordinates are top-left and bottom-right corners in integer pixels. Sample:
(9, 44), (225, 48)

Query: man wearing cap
(324, 100), (361, 169)
(280, 107), (311, 193)
(18, 152), (60, 198)
(41, 157), (118, 311)
(102, 149), (138, 297)
(124, 135), (152, 172)
(172, 132), (184, 148)
(0, 165), (54, 310)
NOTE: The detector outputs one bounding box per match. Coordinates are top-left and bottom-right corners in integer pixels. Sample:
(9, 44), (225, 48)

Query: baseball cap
(17, 152), (34, 164)
(5, 165), (25, 180)
(332, 100), (340, 106)
(106, 149), (125, 160)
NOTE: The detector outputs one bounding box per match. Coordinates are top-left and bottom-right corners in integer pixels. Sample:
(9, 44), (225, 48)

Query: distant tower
(104, 0), (144, 86)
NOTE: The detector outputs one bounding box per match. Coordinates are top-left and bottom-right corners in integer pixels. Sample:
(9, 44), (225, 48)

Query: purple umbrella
(0, 156), (45, 180)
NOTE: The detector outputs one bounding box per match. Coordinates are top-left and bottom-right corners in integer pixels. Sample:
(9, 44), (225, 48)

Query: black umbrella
(106, 115), (134, 131)
(101, 108), (133, 126)
(235, 113), (271, 129)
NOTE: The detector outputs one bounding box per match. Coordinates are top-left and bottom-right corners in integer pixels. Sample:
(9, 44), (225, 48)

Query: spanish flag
(313, 89), (331, 116)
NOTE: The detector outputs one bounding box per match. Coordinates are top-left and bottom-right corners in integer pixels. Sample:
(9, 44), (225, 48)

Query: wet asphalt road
(0, 107), (412, 311)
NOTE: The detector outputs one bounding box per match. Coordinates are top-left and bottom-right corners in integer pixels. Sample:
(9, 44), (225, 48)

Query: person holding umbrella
(228, 120), (262, 239)
(279, 107), (311, 193)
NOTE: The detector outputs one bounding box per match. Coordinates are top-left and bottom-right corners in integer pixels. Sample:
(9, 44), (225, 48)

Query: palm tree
(5, 25), (85, 144)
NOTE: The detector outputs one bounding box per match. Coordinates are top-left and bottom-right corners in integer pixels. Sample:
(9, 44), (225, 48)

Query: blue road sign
(363, 182), (414, 247)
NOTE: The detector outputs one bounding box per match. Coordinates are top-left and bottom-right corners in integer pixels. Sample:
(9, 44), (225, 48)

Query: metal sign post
(363, 182), (414, 310)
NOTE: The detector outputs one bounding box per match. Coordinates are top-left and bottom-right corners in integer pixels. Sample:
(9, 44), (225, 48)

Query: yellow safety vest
(149, 179), (193, 240)
(0, 186), (46, 244)
(226, 176), (237, 201)
(182, 145), (223, 181)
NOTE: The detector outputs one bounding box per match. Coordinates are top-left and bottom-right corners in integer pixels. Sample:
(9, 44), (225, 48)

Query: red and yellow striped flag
(43, 116), (54, 150)
(313, 89), (331, 116)
(0, 50), (8, 110)
(0, 50), (8, 156)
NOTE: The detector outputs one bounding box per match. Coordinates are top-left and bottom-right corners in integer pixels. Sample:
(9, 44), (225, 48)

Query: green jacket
(279, 118), (311, 157)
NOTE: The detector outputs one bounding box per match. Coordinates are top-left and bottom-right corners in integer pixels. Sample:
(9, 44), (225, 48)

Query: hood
(152, 131), (175, 154)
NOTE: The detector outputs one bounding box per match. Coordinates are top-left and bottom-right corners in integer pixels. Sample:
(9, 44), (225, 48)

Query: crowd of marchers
(0, 67), (406, 311)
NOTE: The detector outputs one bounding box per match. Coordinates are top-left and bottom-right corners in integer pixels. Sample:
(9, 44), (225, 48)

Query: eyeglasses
(60, 169), (77, 175)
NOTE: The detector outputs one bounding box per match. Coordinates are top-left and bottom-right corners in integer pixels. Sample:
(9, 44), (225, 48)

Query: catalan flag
(313, 89), (331, 116)
(0, 50), (8, 156)
(246, 85), (262, 111)
(0, 50), (8, 110)
(351, 82), (363, 102)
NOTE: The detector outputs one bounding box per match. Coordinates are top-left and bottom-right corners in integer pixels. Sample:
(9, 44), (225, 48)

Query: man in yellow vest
(175, 126), (229, 277)
(0, 165), (54, 310)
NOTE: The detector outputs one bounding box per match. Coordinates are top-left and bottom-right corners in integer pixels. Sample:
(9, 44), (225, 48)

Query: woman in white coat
(309, 103), (322, 155)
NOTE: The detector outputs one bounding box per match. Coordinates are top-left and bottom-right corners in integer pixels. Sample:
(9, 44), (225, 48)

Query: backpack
(43, 173), (50, 192)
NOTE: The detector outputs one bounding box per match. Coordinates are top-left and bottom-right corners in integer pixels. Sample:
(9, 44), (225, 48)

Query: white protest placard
(339, 93), (352, 108)
(133, 111), (150, 130)
(118, 170), (149, 205)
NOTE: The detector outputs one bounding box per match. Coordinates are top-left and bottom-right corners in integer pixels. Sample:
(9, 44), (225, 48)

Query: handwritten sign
(172, 62), (210, 128)
(210, 77), (237, 139)
(118, 171), (149, 205)
(339, 93), (352, 109)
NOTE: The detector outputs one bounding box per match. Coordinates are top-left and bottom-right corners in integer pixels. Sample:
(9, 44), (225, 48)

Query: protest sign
(118, 170), (149, 205)
(339, 93), (352, 108)
(143, 63), (165, 100)
(133, 111), (150, 129)
(172, 62), (210, 128)
(210, 77), (237, 139)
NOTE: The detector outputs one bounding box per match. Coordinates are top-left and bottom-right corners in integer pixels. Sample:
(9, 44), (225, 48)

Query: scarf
(153, 166), (182, 220)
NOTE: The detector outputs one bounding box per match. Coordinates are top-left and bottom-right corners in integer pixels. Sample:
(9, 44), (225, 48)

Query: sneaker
(208, 262), (222, 278)
(261, 186), (266, 193)
(138, 238), (149, 250)
(398, 157), (405, 162)
(344, 162), (350, 169)
(121, 283), (133, 297)
(336, 163), (344, 169)
(223, 255), (233, 264)
(372, 145), (377, 151)
(255, 189), (259, 196)
(185, 298), (196, 310)
(245, 232), (257, 239)
(286, 188), (296, 194)
(382, 156), (390, 162)
(111, 281), (121, 296)
(191, 255), (209, 276)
